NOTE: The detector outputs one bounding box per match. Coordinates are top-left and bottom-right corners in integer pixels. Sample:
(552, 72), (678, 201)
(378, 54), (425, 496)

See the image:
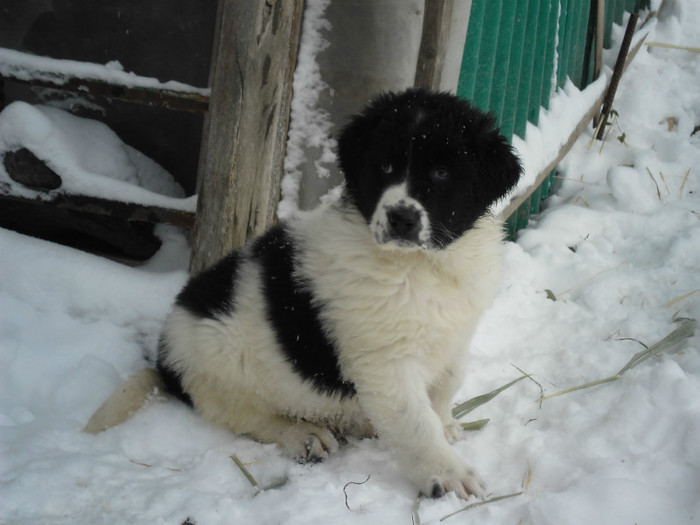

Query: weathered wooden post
(414, 0), (455, 90)
(190, 0), (303, 274)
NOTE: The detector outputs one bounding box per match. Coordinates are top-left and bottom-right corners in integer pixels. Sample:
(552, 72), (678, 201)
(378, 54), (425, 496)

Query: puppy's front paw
(424, 464), (486, 500)
(442, 418), (463, 443)
(279, 423), (339, 463)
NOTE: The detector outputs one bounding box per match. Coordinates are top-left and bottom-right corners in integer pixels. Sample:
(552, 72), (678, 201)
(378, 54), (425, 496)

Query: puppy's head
(338, 89), (521, 250)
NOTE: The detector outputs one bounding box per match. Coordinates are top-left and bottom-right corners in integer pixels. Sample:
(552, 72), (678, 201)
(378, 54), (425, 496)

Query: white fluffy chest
(295, 205), (503, 380)
(329, 258), (478, 364)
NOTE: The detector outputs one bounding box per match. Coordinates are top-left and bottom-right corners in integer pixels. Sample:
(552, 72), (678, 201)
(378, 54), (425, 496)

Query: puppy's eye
(431, 167), (449, 182)
(380, 161), (393, 174)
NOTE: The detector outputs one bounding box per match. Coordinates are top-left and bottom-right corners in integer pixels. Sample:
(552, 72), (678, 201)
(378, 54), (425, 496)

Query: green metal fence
(457, 0), (649, 238)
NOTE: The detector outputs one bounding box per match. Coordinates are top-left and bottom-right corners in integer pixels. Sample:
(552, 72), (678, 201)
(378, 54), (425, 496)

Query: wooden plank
(414, 0), (456, 90)
(1, 147), (195, 227)
(487, 0), (516, 124)
(556, 0), (574, 88)
(0, 191), (195, 228)
(189, 0), (303, 274)
(457, 0), (485, 101)
(570, 0), (590, 88)
(539, 0), (559, 110)
(0, 194), (163, 262)
(526, 0), (551, 124)
(472, 2), (503, 110)
(0, 48), (209, 113)
(500, 0), (529, 140)
(514, 0), (540, 137)
(580, 0), (599, 87)
(2, 73), (209, 113)
(595, 0), (606, 79)
(604, 0), (616, 47)
(614, 0), (625, 24)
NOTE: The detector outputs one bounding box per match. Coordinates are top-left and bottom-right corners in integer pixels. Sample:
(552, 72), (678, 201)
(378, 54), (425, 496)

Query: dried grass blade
(452, 375), (526, 420)
(617, 317), (696, 375)
(541, 317), (696, 401)
(645, 42), (700, 53)
(411, 495), (421, 525)
(460, 418), (490, 431)
(541, 375), (620, 401)
(231, 454), (258, 488)
(662, 288), (700, 308)
(646, 167), (662, 199)
(440, 491), (524, 521)
(680, 168), (691, 197)
(556, 261), (628, 298)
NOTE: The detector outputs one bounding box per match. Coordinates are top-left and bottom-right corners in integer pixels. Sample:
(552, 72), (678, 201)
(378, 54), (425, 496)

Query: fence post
(415, 0), (456, 90)
(189, 0), (303, 274)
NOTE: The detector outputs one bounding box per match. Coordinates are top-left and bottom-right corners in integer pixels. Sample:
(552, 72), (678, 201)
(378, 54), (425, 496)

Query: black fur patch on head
(253, 225), (356, 399)
(174, 252), (242, 319)
(338, 88), (522, 248)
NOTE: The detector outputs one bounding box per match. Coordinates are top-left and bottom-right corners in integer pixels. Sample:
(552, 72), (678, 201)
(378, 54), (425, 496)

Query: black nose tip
(386, 205), (421, 240)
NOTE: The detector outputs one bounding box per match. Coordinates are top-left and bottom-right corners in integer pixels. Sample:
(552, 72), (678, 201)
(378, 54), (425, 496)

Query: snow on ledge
(0, 47), (210, 96)
(491, 74), (608, 217)
(493, 19), (657, 217)
(0, 101), (196, 212)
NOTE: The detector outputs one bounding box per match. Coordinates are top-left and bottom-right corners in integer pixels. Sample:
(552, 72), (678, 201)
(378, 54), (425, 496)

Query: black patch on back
(160, 252), (241, 404)
(156, 337), (193, 406)
(175, 252), (241, 319)
(253, 225), (356, 399)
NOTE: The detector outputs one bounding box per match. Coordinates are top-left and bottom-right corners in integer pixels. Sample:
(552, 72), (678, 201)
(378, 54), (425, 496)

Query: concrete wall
(1, 0), (472, 210)
(295, 0), (471, 210)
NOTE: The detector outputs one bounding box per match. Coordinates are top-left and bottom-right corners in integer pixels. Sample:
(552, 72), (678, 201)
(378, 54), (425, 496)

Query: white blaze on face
(370, 182), (431, 249)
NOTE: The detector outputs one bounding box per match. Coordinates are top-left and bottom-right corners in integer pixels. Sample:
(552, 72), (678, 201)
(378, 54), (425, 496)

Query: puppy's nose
(386, 205), (421, 240)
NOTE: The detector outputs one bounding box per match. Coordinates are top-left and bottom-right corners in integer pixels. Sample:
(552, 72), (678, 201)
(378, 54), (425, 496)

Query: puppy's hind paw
(300, 434), (335, 463)
(279, 423), (339, 463)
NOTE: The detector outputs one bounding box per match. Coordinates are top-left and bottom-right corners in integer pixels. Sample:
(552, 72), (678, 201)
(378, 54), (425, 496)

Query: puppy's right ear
(475, 129), (522, 206)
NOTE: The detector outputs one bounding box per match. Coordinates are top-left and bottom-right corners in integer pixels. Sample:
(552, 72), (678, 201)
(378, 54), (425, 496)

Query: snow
(278, 0), (335, 220)
(0, 47), (210, 96)
(1, 1), (700, 524)
(495, 74), (608, 215)
(0, 102), (196, 212)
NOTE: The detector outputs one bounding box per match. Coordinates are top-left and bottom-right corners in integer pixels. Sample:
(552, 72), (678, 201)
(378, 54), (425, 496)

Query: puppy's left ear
(476, 131), (522, 206)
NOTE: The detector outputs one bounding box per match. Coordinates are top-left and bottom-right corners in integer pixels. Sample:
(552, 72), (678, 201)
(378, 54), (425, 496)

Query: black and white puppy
(85, 89), (521, 499)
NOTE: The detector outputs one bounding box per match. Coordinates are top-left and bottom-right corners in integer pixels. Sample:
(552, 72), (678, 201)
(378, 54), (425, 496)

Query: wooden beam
(0, 191), (195, 229)
(415, 0), (455, 90)
(595, 0), (606, 79)
(189, 0), (303, 274)
(0, 48), (209, 113)
(2, 147), (195, 227)
(2, 74), (209, 113)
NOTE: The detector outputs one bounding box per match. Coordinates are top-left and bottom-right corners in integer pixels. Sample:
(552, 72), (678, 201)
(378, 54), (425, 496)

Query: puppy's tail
(83, 368), (166, 434)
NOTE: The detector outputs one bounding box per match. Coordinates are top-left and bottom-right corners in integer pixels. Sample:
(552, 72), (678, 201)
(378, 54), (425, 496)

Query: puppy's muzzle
(386, 205), (422, 243)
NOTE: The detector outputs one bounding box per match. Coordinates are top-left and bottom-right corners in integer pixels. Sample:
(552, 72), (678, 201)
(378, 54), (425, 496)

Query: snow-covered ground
(1, 1), (699, 524)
